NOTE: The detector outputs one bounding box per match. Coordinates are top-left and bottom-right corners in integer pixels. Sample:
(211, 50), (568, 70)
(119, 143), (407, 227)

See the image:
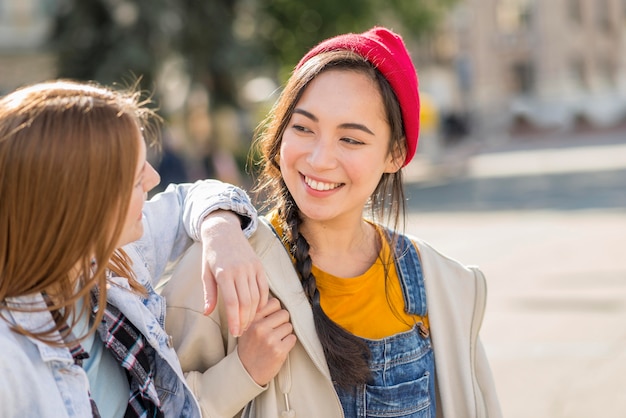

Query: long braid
(252, 52), (408, 389)
(281, 193), (371, 388)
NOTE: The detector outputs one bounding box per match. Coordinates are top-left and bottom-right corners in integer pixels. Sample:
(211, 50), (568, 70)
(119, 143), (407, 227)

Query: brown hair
(0, 80), (160, 346)
(252, 50), (407, 388)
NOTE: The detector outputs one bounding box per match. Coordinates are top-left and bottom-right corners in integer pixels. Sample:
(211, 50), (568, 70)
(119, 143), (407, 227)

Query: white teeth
(305, 176), (340, 191)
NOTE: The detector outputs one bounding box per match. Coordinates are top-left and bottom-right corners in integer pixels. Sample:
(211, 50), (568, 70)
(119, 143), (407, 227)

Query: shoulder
(250, 217), (285, 258)
(396, 232), (487, 300)
(378, 225), (473, 272)
(0, 318), (25, 357)
(0, 321), (80, 417)
(403, 233), (482, 277)
(0, 319), (44, 389)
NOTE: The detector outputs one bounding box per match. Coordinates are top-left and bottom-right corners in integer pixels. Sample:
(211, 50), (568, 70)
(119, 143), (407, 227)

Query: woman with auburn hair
(0, 80), (266, 418)
(165, 27), (502, 417)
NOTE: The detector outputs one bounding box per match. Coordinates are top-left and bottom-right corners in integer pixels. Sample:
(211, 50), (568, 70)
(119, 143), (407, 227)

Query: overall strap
(384, 229), (428, 317)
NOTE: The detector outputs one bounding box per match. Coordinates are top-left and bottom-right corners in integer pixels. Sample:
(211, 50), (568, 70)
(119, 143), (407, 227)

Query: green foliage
(52, 0), (170, 90)
(253, 0), (459, 80)
(50, 0), (458, 109)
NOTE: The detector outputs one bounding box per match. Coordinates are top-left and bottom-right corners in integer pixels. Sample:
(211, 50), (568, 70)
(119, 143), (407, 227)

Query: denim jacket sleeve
(126, 179), (257, 288)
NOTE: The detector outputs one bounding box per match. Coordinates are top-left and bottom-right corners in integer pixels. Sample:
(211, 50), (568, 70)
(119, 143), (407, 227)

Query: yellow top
(268, 214), (428, 340)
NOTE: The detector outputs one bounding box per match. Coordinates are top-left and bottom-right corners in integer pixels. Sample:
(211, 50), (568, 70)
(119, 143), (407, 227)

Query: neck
(300, 217), (380, 277)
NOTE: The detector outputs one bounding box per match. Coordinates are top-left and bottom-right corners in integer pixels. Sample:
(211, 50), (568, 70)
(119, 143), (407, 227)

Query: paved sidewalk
(405, 128), (626, 184)
(403, 129), (626, 417)
(407, 211), (626, 418)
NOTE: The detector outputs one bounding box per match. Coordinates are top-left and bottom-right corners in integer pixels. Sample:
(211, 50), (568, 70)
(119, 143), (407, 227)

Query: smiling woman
(279, 68), (399, 224)
(165, 27), (503, 418)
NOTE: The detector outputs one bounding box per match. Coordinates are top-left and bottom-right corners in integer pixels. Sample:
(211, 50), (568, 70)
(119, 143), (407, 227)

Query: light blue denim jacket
(0, 180), (257, 418)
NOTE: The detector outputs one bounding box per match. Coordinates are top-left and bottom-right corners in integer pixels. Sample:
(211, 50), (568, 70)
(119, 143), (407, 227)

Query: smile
(304, 176), (342, 191)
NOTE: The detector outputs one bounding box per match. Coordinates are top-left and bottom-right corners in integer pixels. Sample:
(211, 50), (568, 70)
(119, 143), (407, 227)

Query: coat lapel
(249, 219), (331, 379)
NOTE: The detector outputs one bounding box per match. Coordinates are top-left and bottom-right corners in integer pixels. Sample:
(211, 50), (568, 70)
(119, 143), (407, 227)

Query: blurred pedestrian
(0, 80), (267, 417)
(165, 27), (502, 417)
(153, 128), (190, 194)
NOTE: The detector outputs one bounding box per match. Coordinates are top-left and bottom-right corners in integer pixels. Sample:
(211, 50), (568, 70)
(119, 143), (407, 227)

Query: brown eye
(341, 137), (363, 145)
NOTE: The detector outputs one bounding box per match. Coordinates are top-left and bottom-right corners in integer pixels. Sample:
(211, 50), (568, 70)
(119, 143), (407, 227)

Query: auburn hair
(0, 80), (159, 346)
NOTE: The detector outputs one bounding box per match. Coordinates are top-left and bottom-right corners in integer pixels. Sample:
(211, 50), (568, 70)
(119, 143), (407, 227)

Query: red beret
(296, 27), (420, 166)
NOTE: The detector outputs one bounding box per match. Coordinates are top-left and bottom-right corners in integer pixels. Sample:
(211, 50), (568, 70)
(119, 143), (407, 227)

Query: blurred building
(418, 0), (626, 140)
(0, 0), (57, 95)
(4, 0), (626, 140)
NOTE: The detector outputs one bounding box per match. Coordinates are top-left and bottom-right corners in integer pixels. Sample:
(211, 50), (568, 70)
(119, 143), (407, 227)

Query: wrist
(202, 209), (241, 228)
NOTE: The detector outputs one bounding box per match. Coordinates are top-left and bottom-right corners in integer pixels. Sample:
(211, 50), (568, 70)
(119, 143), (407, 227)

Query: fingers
(257, 271), (270, 309)
(219, 278), (242, 337)
(198, 211), (270, 336)
(254, 297), (283, 319)
(237, 299), (297, 385)
(242, 273), (260, 331)
(279, 329), (298, 351)
(212, 263), (269, 337)
(218, 269), (267, 337)
(250, 299), (296, 346)
(230, 274), (255, 337)
(201, 265), (218, 316)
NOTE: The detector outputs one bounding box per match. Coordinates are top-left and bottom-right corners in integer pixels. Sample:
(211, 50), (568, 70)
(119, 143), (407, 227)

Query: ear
(384, 142), (406, 173)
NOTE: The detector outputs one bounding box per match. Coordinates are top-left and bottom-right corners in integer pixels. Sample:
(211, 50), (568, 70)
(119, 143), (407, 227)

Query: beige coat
(162, 219), (502, 418)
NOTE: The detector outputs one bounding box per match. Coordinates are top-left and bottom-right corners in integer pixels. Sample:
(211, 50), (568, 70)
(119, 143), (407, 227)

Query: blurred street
(404, 128), (626, 418)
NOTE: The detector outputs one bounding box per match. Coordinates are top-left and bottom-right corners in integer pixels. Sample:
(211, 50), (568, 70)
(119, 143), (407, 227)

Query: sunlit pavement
(404, 130), (626, 417)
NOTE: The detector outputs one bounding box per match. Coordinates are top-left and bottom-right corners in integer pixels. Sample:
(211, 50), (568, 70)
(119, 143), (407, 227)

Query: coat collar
(249, 218), (331, 379)
(5, 293), (74, 363)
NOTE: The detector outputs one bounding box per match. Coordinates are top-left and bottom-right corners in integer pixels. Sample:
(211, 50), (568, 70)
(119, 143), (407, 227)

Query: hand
(237, 297), (297, 386)
(200, 210), (269, 337)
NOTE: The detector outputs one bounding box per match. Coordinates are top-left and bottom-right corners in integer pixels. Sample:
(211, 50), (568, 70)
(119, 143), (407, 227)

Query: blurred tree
(51, 0), (458, 183)
(51, 0), (457, 108)
(253, 0), (458, 79)
(171, 0), (250, 107)
(52, 0), (170, 91)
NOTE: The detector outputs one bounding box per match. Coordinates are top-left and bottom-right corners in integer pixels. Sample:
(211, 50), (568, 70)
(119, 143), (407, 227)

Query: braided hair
(252, 50), (407, 388)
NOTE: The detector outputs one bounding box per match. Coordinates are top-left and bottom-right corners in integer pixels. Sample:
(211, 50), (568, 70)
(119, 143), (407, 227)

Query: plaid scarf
(91, 289), (164, 418)
(44, 293), (101, 418)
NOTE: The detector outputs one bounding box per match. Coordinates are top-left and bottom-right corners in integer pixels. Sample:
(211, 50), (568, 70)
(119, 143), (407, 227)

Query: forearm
(185, 352), (265, 418)
(132, 180), (258, 283)
(200, 210), (245, 241)
(183, 180), (257, 241)
(166, 304), (264, 417)
(163, 243), (265, 416)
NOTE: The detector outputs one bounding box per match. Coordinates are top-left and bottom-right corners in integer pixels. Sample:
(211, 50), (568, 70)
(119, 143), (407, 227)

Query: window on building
(568, 0), (582, 24)
(512, 61), (535, 94)
(519, 2), (533, 28)
(497, 0), (532, 33)
(596, 0), (612, 33)
(570, 57), (589, 90)
(599, 57), (616, 88)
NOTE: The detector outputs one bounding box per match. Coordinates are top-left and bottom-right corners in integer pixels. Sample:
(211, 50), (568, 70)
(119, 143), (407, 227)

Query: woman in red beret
(165, 26), (502, 417)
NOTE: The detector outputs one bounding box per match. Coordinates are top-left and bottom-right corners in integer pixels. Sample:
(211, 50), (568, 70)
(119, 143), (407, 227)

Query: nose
(144, 162), (161, 193)
(306, 138), (337, 171)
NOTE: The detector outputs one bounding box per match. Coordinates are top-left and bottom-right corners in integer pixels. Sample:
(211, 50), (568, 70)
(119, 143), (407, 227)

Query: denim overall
(335, 231), (436, 417)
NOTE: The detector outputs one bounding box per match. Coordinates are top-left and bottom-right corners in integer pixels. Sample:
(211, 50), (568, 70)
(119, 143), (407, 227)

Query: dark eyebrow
(293, 108), (317, 122)
(339, 122), (374, 136)
(293, 108), (374, 136)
